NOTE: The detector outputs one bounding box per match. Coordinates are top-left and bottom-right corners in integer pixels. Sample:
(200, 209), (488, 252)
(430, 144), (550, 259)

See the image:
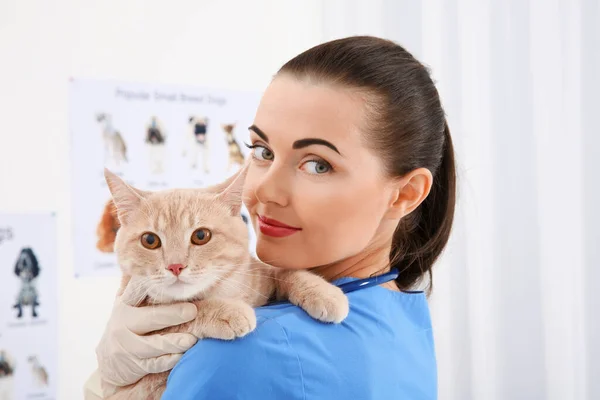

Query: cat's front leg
(274, 269), (349, 324)
(186, 298), (257, 340)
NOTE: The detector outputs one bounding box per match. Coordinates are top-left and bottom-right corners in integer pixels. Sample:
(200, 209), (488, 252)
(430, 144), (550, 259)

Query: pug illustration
(184, 116), (210, 173)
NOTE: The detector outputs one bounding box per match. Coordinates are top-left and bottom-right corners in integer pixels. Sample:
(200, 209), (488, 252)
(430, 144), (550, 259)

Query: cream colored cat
(103, 166), (349, 400)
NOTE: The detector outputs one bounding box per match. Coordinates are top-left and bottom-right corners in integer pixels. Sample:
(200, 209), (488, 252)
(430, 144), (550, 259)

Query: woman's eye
(253, 146), (274, 161)
(302, 160), (332, 175)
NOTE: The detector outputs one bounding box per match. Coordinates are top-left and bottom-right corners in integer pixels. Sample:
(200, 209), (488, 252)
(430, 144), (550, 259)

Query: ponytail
(390, 121), (456, 292)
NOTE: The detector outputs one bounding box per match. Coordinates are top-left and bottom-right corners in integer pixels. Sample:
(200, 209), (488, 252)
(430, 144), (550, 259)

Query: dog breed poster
(0, 213), (57, 400)
(69, 78), (259, 278)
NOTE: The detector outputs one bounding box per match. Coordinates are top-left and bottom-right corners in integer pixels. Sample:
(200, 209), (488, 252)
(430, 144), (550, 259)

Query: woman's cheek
(316, 185), (382, 244)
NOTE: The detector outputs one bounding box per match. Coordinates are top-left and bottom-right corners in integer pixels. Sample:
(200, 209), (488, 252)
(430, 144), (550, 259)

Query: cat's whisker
(207, 269), (295, 284)
(210, 274), (251, 297)
(205, 262), (284, 274)
(199, 263), (280, 273)
(206, 261), (273, 270)
(185, 262), (285, 280)
(213, 257), (284, 269)
(217, 276), (270, 301)
(215, 275), (269, 300)
(183, 259), (267, 272)
(186, 267), (273, 280)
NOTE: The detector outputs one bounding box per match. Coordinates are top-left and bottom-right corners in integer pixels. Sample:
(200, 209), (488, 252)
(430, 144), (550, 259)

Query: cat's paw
(293, 284), (349, 324)
(200, 301), (257, 340)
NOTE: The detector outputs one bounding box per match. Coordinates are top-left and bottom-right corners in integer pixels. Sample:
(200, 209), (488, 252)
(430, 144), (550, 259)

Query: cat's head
(104, 167), (249, 303)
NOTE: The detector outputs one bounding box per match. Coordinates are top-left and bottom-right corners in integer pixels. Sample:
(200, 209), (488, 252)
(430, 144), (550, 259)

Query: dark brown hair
(278, 36), (456, 291)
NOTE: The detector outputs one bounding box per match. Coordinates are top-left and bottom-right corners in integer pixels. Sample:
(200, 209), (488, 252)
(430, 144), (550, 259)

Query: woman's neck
(310, 241), (399, 291)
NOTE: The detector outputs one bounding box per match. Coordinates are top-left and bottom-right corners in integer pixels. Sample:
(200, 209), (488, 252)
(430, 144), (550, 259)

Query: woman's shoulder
(163, 308), (311, 400)
(163, 287), (437, 400)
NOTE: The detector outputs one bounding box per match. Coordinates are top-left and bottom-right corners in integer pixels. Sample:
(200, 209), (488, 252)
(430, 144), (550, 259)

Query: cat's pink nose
(167, 264), (186, 276)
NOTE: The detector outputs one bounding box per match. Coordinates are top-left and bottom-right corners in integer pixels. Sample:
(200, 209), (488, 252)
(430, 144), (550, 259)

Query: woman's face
(243, 75), (399, 270)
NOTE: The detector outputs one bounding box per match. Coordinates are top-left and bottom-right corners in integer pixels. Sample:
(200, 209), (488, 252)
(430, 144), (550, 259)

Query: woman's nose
(253, 166), (289, 207)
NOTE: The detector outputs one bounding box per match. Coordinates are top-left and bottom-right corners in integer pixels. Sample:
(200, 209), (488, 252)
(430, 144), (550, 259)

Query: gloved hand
(95, 276), (198, 396)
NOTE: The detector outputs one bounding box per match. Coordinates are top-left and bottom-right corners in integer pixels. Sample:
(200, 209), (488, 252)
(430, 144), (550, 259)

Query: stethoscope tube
(336, 268), (399, 294)
(265, 268), (400, 306)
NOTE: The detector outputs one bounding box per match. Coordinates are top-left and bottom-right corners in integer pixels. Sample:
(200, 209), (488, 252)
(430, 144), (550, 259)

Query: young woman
(85, 35), (455, 399)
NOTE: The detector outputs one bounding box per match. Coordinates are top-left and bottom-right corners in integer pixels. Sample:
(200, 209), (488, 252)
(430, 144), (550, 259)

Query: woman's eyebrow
(293, 138), (341, 155)
(249, 125), (342, 156)
(248, 125), (269, 142)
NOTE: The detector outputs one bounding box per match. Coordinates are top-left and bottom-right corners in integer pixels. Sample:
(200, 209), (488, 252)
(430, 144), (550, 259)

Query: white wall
(0, 1), (324, 398)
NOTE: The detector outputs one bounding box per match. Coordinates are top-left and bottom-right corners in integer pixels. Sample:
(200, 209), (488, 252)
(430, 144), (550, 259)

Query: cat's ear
(205, 161), (248, 194)
(215, 163), (249, 215)
(104, 168), (149, 224)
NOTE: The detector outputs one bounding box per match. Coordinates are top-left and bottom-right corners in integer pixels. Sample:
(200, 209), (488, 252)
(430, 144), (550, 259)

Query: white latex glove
(95, 276), (198, 396)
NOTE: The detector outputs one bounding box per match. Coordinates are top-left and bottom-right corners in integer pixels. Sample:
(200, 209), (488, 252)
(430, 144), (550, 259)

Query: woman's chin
(255, 244), (305, 270)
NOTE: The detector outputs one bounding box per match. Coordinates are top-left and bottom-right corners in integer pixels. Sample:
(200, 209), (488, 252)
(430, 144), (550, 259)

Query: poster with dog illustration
(0, 213), (57, 400)
(69, 78), (260, 277)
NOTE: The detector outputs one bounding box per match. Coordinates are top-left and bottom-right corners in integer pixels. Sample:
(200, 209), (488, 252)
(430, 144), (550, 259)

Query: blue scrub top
(163, 277), (437, 400)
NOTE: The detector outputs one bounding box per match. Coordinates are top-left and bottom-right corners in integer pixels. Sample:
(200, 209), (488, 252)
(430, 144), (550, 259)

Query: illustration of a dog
(13, 248), (40, 318)
(96, 113), (128, 166)
(222, 123), (245, 171)
(146, 116), (166, 174)
(184, 116), (210, 173)
(27, 356), (49, 387)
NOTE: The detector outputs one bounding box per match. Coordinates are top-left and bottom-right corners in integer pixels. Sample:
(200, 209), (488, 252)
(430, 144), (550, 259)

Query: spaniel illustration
(13, 248), (40, 318)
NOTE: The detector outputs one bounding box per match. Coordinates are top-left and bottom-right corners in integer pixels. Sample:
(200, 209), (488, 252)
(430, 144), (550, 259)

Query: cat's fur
(96, 113), (127, 166)
(13, 248), (40, 318)
(223, 123), (245, 171)
(184, 116), (210, 173)
(96, 199), (120, 253)
(103, 166), (349, 400)
(146, 116), (166, 174)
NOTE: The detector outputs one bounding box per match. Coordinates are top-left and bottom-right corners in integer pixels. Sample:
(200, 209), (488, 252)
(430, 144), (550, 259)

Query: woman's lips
(257, 215), (301, 238)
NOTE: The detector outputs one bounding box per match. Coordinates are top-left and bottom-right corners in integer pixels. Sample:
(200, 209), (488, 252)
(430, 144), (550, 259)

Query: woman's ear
(385, 168), (433, 220)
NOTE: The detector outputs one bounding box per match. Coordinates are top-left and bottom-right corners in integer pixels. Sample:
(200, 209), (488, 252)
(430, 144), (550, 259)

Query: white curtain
(320, 1), (600, 399)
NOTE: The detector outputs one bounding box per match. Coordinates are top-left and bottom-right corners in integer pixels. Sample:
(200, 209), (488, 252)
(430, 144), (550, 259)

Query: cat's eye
(141, 232), (161, 249)
(191, 228), (212, 245)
